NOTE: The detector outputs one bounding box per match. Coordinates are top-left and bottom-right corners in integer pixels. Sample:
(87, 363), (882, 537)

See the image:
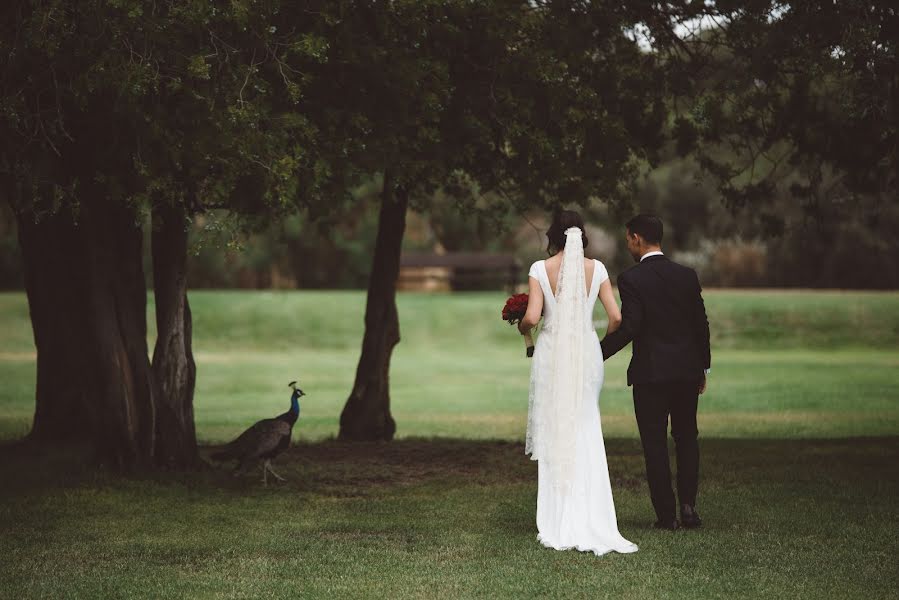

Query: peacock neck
(289, 395), (301, 417)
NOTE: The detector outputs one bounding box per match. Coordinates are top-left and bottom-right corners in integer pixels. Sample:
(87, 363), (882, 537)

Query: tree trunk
(150, 201), (199, 468)
(15, 194), (157, 469)
(15, 206), (93, 442)
(339, 172), (407, 441)
(79, 198), (157, 469)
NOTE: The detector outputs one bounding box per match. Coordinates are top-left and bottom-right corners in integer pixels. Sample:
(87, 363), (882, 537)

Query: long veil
(529, 226), (587, 492)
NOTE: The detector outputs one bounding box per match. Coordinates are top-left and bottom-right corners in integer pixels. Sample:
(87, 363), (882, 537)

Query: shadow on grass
(2, 436), (897, 501)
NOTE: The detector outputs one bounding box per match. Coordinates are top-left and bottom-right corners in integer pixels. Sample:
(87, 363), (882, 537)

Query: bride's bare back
(520, 253), (622, 339)
(543, 253), (596, 296)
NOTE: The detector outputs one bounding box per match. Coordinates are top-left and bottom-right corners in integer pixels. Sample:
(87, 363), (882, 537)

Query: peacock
(211, 381), (305, 485)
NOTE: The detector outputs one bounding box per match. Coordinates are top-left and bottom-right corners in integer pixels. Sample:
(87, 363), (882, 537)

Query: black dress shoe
(680, 505), (702, 529)
(653, 518), (679, 531)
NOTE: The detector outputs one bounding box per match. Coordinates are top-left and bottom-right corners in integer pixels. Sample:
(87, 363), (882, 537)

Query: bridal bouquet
(502, 293), (535, 357)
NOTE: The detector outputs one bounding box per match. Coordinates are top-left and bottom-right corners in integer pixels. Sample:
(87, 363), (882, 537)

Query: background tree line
(3, 150), (896, 290)
(5, 160), (896, 291)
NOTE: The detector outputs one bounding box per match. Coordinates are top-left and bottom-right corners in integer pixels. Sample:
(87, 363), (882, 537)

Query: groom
(600, 214), (711, 531)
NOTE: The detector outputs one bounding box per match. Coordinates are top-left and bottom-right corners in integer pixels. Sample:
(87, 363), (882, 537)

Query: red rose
(502, 293), (530, 324)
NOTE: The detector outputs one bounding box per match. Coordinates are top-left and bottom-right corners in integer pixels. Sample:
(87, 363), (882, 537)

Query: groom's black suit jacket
(600, 255), (711, 386)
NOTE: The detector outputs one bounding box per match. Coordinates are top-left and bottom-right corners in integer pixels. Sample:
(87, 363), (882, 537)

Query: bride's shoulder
(527, 259), (544, 278)
(590, 258), (610, 282)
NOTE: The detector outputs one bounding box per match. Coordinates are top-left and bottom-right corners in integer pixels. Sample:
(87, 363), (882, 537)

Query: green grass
(1, 438), (896, 599)
(1, 290), (897, 442)
(1, 290), (898, 599)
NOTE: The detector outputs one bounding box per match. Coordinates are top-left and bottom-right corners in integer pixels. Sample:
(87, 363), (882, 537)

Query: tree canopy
(664, 1), (896, 230)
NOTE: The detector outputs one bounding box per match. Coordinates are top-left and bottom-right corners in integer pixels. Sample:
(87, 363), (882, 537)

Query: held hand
(518, 321), (530, 335)
(698, 374), (707, 395)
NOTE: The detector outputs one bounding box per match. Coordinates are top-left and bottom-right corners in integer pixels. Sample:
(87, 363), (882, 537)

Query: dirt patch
(230, 438), (532, 494)
(202, 438), (647, 496)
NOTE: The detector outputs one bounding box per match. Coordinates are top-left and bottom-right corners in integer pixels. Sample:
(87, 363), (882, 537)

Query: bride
(518, 210), (638, 556)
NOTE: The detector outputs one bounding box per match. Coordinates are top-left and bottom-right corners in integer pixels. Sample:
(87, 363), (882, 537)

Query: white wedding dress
(525, 228), (638, 557)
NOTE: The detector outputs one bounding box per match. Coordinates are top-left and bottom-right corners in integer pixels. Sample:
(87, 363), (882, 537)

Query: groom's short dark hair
(626, 214), (663, 245)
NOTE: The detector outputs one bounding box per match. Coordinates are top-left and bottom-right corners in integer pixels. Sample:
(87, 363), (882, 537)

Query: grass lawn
(1, 290), (898, 599)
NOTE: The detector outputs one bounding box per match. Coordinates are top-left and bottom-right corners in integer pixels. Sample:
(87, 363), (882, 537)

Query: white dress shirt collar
(640, 250), (664, 262)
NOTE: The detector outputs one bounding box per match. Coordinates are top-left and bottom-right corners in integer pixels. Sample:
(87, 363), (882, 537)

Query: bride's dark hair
(546, 209), (589, 255)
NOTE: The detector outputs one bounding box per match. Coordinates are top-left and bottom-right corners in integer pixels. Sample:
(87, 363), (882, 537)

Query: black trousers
(633, 381), (700, 521)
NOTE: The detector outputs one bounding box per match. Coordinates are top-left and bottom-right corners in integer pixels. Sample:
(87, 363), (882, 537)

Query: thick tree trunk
(15, 206), (93, 442)
(339, 173), (407, 441)
(150, 201), (199, 468)
(79, 199), (157, 469)
(15, 195), (157, 469)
